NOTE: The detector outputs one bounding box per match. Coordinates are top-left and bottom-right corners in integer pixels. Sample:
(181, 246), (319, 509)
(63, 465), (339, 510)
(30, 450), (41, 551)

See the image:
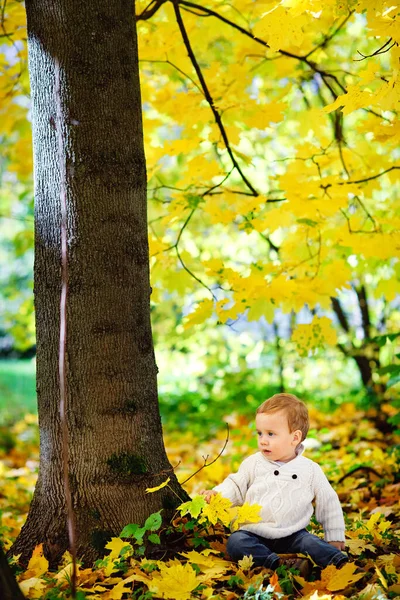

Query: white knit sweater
(214, 447), (345, 542)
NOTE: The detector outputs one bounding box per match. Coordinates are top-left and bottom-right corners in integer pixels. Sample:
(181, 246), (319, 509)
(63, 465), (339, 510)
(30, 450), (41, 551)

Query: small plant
(120, 510), (163, 555)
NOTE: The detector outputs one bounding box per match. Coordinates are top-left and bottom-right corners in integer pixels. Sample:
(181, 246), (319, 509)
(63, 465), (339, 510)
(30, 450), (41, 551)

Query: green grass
(0, 359), (37, 420)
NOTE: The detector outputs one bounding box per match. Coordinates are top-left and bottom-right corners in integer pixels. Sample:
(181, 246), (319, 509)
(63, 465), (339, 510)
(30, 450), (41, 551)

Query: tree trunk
(12, 0), (187, 566)
(0, 546), (25, 600)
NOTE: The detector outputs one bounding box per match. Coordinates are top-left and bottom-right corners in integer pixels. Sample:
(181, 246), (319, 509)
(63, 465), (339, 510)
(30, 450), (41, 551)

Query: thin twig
(337, 465), (382, 484)
(355, 38), (396, 61)
(140, 58), (203, 94)
(179, 423), (230, 485)
(339, 166), (399, 185)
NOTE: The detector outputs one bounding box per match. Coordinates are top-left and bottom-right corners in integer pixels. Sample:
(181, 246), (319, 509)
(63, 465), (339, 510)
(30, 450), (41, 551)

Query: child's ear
(292, 429), (302, 444)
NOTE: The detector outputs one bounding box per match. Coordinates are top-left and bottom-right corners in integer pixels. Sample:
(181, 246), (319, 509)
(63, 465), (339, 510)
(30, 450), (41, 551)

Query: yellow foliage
(183, 299), (214, 329)
(253, 7), (308, 52)
(105, 537), (133, 560)
(295, 562), (364, 594)
(149, 560), (200, 600)
(146, 477), (171, 493)
(18, 576), (47, 599)
(232, 503), (263, 531)
(292, 317), (338, 356)
(22, 544), (49, 579)
(201, 493), (233, 526)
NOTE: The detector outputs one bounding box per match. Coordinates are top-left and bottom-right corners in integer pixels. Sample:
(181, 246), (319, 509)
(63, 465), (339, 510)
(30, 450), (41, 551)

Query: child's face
(255, 410), (302, 463)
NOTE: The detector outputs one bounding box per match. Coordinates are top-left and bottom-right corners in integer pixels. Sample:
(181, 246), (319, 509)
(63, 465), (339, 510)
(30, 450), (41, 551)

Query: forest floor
(0, 403), (399, 599)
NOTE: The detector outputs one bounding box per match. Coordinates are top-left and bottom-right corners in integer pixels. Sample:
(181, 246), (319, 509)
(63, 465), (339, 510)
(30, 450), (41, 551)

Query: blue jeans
(226, 529), (348, 570)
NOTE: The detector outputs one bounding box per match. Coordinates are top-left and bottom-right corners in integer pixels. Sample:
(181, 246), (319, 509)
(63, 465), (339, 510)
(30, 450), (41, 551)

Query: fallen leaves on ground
(0, 405), (399, 599)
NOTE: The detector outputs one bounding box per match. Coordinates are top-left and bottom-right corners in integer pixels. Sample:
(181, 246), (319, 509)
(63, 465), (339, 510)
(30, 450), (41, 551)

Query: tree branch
(338, 465), (381, 484)
(340, 166), (399, 185)
(136, 0), (167, 21)
(178, 0), (348, 101)
(355, 37), (396, 61)
(172, 0), (259, 196)
(331, 296), (350, 333)
(354, 284), (371, 340)
(305, 12), (354, 59)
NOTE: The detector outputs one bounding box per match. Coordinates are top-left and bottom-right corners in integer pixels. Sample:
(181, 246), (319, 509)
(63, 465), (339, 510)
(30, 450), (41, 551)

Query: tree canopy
(1, 0), (399, 386)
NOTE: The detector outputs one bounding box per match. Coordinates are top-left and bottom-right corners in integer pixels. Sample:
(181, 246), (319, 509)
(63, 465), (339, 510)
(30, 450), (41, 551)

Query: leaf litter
(1, 404), (399, 599)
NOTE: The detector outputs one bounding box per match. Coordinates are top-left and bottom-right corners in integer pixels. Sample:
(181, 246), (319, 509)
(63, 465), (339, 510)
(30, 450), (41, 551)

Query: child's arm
(313, 463), (346, 545)
(200, 454), (256, 506)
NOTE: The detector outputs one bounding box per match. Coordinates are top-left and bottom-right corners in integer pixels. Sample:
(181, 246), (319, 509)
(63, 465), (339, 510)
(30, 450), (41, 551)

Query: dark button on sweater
(292, 474), (297, 479)
(274, 470), (279, 475)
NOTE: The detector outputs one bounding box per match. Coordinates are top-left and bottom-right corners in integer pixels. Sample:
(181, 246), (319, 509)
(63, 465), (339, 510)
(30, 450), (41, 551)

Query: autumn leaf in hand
(201, 493), (232, 526)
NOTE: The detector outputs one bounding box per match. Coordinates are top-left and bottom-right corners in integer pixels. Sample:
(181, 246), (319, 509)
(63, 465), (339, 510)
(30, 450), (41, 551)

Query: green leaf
(372, 333), (400, 347)
(144, 510), (162, 532)
(177, 495), (206, 518)
(120, 523), (140, 538)
(377, 365), (400, 375)
(134, 528), (146, 542)
(148, 533), (161, 544)
(387, 374), (400, 388)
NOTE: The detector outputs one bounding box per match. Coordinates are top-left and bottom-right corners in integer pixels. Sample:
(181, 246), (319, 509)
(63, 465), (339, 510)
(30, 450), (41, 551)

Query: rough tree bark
(12, 0), (187, 565)
(331, 292), (382, 391)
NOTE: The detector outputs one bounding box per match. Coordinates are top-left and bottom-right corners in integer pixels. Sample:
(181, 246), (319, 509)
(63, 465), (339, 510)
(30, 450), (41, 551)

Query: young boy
(201, 393), (348, 571)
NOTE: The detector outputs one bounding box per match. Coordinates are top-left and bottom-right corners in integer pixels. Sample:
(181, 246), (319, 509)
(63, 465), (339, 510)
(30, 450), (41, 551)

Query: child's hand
(199, 489), (217, 504)
(329, 541), (346, 551)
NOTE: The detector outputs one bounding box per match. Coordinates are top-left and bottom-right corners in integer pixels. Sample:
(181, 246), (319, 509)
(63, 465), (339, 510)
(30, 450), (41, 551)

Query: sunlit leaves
(2, 407), (400, 598)
(200, 492), (233, 526)
(295, 562), (365, 594)
(148, 560), (200, 600)
(177, 495), (206, 518)
(145, 477), (171, 493)
(2, 0), (400, 357)
(293, 316), (338, 356)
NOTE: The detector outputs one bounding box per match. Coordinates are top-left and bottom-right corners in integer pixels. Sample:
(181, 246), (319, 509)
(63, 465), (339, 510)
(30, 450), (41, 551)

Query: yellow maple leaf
(179, 549), (231, 583)
(346, 538), (376, 555)
(18, 576), (47, 599)
(253, 6), (307, 52)
(295, 562), (363, 594)
(183, 299), (214, 330)
(149, 561), (200, 600)
(54, 560), (78, 587)
(146, 477), (171, 493)
(232, 503), (263, 531)
(325, 563), (365, 592)
(324, 84), (373, 115)
(238, 555), (254, 571)
(22, 544), (49, 579)
(179, 549), (214, 565)
(105, 537), (133, 560)
(105, 578), (133, 599)
(201, 493), (232, 526)
(292, 316), (337, 356)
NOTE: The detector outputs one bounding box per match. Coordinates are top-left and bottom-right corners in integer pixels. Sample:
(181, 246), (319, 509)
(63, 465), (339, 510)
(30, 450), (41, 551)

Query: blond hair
(256, 393), (309, 441)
